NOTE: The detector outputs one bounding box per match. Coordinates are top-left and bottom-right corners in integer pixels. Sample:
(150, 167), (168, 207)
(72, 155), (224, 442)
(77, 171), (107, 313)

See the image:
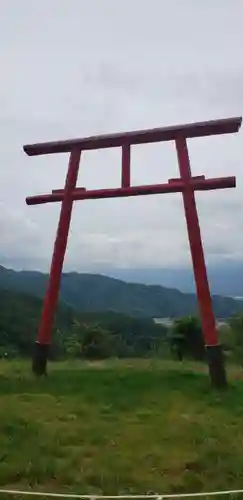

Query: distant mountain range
(0, 265), (242, 319)
(103, 262), (243, 298)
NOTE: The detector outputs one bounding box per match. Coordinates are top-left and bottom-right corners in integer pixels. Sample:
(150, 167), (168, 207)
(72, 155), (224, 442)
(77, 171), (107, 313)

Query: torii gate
(24, 116), (242, 387)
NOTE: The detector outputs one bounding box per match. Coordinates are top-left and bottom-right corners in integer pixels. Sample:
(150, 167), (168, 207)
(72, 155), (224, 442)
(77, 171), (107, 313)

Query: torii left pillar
(24, 116), (242, 387)
(32, 149), (82, 375)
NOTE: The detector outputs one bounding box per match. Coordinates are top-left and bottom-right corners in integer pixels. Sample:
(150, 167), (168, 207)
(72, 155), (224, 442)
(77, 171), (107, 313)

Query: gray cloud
(0, 0), (242, 272)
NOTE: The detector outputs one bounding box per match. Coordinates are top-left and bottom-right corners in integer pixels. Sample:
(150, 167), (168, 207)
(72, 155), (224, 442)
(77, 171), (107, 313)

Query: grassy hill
(1, 359), (243, 494)
(0, 266), (242, 319)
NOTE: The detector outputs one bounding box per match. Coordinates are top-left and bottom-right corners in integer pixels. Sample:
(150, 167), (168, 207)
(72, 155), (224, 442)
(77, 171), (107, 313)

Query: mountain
(0, 265), (242, 319)
(104, 262), (243, 297)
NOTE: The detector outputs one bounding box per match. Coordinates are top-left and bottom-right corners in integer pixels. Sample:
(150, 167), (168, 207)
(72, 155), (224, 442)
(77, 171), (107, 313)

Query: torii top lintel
(23, 116), (242, 156)
(24, 116), (242, 206)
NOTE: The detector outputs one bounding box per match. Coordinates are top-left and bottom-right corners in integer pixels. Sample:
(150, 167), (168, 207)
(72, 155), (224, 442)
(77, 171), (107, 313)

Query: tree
(229, 313), (243, 363)
(81, 324), (112, 360)
(170, 316), (205, 361)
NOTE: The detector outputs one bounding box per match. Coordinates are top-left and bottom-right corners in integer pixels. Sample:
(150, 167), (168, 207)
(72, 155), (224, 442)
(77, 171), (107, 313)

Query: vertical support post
(121, 145), (131, 187)
(32, 148), (82, 376)
(175, 137), (227, 389)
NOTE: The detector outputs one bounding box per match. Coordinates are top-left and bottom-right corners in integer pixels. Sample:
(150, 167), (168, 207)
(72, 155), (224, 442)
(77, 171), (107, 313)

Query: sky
(0, 0), (242, 272)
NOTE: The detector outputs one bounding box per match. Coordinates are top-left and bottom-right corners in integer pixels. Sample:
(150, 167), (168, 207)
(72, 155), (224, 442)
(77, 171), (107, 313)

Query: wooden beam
(26, 176), (236, 205)
(23, 117), (242, 156)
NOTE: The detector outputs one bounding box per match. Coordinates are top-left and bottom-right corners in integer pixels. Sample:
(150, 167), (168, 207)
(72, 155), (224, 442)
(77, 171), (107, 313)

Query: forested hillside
(0, 289), (166, 359)
(0, 266), (242, 318)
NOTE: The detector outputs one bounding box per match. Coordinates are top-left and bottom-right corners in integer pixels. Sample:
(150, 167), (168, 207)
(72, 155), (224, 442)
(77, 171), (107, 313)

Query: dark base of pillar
(32, 342), (49, 376)
(206, 344), (227, 389)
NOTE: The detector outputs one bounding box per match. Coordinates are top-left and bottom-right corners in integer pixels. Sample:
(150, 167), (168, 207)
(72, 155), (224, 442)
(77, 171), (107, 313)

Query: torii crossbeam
(24, 116), (242, 387)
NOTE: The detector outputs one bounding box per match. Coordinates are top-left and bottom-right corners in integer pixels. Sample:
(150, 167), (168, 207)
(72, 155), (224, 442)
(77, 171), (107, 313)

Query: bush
(81, 324), (112, 360)
(170, 316), (205, 361)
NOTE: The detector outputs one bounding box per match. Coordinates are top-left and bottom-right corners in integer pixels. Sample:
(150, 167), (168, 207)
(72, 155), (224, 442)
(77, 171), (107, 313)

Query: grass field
(1, 359), (243, 496)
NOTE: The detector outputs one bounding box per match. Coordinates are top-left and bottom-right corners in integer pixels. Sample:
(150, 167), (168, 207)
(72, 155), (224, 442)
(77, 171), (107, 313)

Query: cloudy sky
(0, 0), (242, 272)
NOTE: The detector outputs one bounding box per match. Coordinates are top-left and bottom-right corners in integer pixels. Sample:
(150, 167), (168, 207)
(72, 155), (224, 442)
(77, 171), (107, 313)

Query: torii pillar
(24, 116), (242, 388)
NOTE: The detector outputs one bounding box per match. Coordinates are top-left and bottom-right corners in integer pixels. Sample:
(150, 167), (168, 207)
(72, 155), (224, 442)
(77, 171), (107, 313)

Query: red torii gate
(24, 116), (242, 387)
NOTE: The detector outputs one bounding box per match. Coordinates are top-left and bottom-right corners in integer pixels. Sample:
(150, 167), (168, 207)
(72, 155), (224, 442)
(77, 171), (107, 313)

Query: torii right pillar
(176, 135), (229, 389)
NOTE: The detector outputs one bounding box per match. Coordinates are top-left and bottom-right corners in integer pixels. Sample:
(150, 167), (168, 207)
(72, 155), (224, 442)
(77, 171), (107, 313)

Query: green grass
(1, 359), (243, 496)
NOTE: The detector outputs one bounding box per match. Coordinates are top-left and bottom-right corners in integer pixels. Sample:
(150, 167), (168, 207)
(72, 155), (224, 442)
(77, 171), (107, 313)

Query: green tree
(229, 313), (243, 363)
(81, 324), (112, 360)
(170, 316), (205, 361)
